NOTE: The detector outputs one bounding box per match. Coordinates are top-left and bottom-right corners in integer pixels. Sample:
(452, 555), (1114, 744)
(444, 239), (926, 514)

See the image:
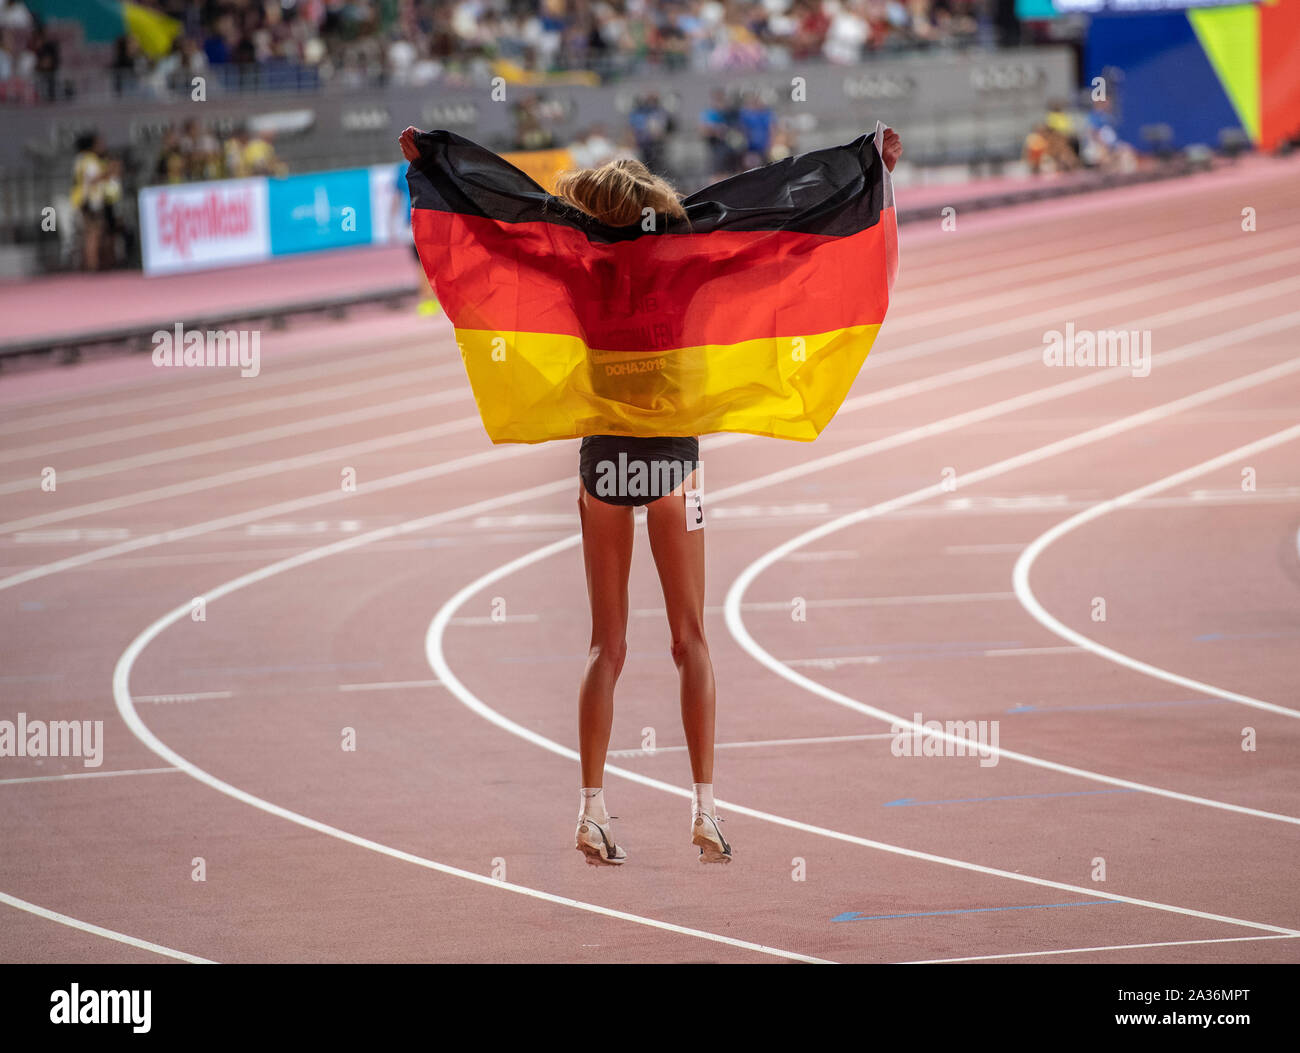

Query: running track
(1, 158), (1298, 964)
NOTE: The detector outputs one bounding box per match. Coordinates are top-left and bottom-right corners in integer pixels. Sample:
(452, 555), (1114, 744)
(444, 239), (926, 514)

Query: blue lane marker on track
(884, 789), (1136, 807)
(831, 900), (1123, 922)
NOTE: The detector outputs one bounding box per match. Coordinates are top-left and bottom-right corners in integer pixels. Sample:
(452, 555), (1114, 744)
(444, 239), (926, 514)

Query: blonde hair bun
(554, 158), (687, 228)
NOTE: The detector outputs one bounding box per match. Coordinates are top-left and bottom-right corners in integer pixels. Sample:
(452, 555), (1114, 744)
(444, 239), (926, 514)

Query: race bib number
(685, 489), (704, 531)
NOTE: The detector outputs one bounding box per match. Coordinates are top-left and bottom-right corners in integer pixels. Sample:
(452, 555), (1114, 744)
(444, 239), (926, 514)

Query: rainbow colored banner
(407, 126), (898, 444)
(28, 0), (180, 58)
(1086, 1), (1300, 152)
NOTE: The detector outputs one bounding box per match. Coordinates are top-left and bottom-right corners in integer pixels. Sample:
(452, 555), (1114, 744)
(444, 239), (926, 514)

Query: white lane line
(337, 680), (443, 692)
(886, 487), (1300, 521)
(450, 615), (543, 625)
(1013, 425), (1300, 719)
(5, 268), (1296, 586)
(787, 655), (881, 668)
(832, 253), (1300, 418)
(450, 595), (1017, 624)
(887, 220), (1300, 343)
(0, 767), (180, 785)
(1186, 485), (1300, 501)
(901, 933), (1300, 964)
(135, 692), (234, 703)
(784, 645), (1081, 668)
(899, 183), (1300, 289)
(897, 210), (1284, 305)
(725, 353), (1300, 827)
(846, 222), (1300, 351)
(786, 550), (859, 562)
(857, 232), (1300, 378)
(0, 890), (215, 963)
(0, 414), (485, 536)
(0, 341), (433, 439)
(13, 528), (129, 543)
(608, 733), (897, 756)
(778, 592), (1018, 608)
(108, 475), (824, 965)
(631, 593), (1017, 617)
(985, 646), (1082, 657)
(0, 323), (439, 418)
(0, 361), (461, 465)
(426, 542), (1300, 939)
(0, 388), (470, 500)
(0, 535), (540, 573)
(0, 444), (542, 592)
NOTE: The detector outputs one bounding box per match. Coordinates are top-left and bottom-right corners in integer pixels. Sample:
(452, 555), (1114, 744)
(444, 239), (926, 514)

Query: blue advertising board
(266, 168), (375, 257)
(1085, 9), (1251, 151)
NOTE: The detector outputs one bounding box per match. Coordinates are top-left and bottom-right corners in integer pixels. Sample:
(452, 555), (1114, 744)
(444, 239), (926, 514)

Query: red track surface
(2, 157), (1298, 964)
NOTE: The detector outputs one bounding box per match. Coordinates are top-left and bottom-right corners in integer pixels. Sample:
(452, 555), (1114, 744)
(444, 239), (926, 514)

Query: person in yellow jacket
(243, 129), (287, 177)
(70, 133), (108, 270)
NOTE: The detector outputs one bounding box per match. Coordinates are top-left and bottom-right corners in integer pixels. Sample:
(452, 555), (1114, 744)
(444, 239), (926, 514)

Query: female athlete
(399, 126), (902, 867)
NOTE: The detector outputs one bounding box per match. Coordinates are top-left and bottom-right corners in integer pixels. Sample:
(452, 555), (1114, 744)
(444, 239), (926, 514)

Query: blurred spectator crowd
(64, 120), (285, 271)
(0, 0), (993, 101)
(1023, 96), (1137, 176)
(151, 120), (287, 182)
(529, 87), (784, 184)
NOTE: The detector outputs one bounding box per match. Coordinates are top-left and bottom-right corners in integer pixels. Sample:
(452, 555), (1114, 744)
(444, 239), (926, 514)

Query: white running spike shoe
(692, 812), (732, 864)
(575, 815), (627, 866)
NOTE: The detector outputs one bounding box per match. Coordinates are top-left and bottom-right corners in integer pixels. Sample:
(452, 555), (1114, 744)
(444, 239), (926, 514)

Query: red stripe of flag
(413, 207), (895, 351)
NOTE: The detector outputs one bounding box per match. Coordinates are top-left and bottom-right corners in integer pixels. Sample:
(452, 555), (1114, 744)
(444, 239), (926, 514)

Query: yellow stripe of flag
(454, 325), (884, 444)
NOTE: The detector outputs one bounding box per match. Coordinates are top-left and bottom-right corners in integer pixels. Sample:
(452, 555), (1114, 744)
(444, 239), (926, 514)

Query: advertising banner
(368, 162), (409, 246)
(266, 168), (374, 256)
(139, 177), (270, 275)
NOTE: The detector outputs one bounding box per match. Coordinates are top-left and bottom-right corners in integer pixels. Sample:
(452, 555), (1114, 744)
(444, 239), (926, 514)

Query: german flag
(407, 123), (898, 443)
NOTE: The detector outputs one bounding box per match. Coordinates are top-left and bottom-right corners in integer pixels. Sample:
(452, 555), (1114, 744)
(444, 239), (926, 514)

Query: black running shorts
(579, 435), (701, 507)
